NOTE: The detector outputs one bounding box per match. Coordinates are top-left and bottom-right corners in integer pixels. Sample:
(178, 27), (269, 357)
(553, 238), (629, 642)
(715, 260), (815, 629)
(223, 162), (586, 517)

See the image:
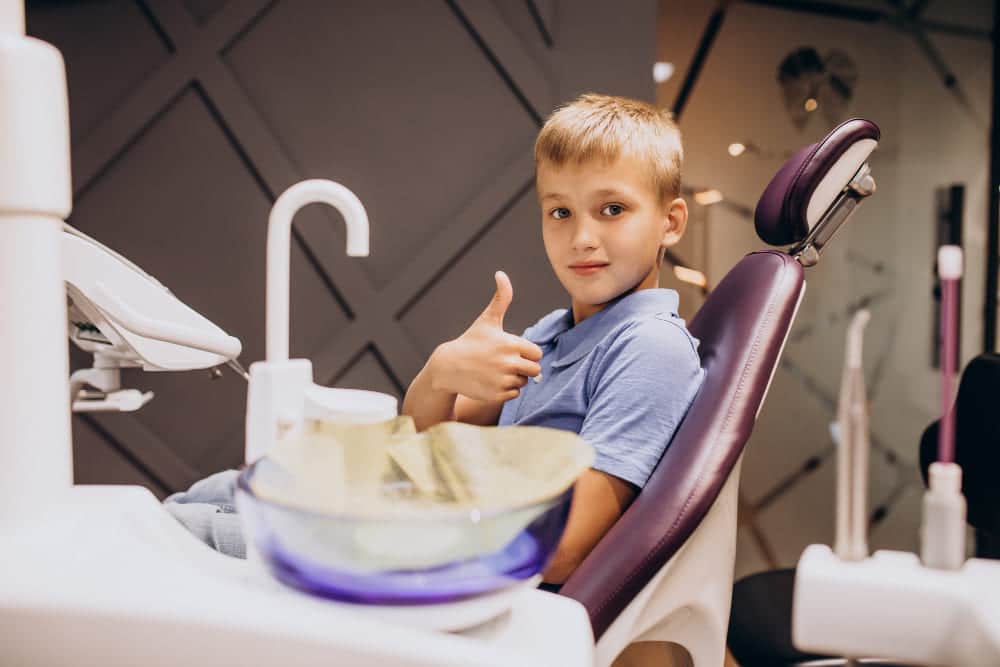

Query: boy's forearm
(401, 348), (457, 432)
(542, 469), (637, 584)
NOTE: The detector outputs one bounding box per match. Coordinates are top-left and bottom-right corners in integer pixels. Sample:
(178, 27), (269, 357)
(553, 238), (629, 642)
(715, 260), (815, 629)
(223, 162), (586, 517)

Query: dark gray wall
(27, 0), (656, 497)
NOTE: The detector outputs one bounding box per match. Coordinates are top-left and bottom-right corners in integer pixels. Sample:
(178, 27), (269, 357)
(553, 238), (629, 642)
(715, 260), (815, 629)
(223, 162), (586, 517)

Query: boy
(402, 93), (705, 585)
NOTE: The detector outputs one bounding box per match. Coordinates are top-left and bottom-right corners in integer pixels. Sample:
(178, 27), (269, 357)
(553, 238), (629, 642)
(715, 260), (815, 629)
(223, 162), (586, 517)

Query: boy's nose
(570, 221), (599, 251)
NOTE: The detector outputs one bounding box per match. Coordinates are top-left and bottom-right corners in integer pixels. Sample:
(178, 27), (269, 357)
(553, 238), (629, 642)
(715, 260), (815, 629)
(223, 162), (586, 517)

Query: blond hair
(534, 93), (683, 204)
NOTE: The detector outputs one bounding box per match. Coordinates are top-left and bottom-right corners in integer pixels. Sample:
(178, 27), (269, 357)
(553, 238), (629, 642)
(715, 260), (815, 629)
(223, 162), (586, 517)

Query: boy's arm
(400, 348), (459, 432)
(453, 395), (507, 426)
(401, 271), (541, 432)
(542, 469), (637, 584)
(542, 320), (703, 584)
(400, 349), (510, 431)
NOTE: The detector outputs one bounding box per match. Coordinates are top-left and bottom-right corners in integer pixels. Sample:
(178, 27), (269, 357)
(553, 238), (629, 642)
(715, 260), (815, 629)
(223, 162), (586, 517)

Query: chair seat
(728, 569), (826, 666)
(728, 569), (920, 667)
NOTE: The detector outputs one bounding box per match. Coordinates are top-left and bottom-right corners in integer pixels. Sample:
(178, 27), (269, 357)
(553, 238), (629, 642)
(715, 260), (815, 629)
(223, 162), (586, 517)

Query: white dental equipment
(244, 179), (398, 464)
(64, 222), (246, 413)
(0, 2), (594, 663)
(793, 246), (1000, 665)
(834, 308), (871, 563)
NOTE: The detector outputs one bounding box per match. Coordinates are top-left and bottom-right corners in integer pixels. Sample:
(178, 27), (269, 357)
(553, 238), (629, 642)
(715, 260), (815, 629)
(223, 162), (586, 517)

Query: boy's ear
(661, 197), (688, 248)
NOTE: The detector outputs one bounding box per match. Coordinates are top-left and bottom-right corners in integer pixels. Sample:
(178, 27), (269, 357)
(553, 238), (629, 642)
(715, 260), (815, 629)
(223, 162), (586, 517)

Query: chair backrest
(560, 117), (882, 639)
(561, 250), (804, 637)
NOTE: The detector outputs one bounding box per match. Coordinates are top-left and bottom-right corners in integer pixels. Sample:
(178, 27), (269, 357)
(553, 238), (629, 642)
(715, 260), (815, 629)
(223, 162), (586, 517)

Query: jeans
(163, 469), (246, 558)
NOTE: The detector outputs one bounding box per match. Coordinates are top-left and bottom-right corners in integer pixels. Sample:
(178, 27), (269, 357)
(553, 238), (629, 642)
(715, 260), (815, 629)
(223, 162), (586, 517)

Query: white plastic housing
(0, 26), (71, 217)
(245, 359), (313, 463)
(921, 462), (967, 571)
(938, 245), (964, 280)
(793, 545), (1000, 665)
(304, 384), (398, 422)
(0, 219), (73, 518)
(0, 8), (73, 518)
(0, 485), (594, 666)
(245, 362), (398, 463)
(63, 229), (241, 370)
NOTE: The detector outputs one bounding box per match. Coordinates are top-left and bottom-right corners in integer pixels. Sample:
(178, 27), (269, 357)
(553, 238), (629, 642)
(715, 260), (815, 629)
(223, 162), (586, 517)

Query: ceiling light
(728, 142), (746, 157)
(673, 266), (708, 288)
(804, 97), (819, 112)
(693, 189), (724, 206)
(653, 61), (675, 83)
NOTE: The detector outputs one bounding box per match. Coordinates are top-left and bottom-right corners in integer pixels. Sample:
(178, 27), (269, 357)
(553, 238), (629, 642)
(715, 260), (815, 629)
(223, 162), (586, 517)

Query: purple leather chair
(559, 118), (882, 666)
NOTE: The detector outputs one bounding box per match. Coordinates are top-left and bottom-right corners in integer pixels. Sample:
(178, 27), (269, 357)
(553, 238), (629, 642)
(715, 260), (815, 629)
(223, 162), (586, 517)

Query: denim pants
(163, 469), (246, 558)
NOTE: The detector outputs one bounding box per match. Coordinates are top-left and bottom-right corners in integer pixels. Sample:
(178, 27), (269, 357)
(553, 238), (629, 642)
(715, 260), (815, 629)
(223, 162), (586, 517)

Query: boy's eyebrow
(540, 188), (630, 201)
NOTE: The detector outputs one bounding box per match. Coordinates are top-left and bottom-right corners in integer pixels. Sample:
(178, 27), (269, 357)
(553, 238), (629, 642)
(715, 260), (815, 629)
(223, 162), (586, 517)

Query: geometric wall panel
(26, 0), (171, 146)
(740, 365), (837, 505)
(73, 416), (167, 498)
(332, 346), (405, 400)
(223, 0), (540, 288)
(399, 186), (566, 357)
(753, 446), (902, 567)
(69, 87), (349, 473)
(181, 0), (227, 24)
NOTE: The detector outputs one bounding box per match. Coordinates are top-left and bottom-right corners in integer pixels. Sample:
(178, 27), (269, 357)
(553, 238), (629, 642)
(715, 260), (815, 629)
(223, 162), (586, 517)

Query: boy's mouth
(569, 262), (608, 275)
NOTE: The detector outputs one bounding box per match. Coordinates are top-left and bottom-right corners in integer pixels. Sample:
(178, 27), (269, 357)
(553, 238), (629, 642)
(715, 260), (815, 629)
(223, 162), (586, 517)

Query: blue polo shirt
(498, 288), (704, 488)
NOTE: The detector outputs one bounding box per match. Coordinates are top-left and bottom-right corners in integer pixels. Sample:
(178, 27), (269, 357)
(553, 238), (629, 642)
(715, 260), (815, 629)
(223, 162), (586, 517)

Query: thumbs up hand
(430, 271), (543, 403)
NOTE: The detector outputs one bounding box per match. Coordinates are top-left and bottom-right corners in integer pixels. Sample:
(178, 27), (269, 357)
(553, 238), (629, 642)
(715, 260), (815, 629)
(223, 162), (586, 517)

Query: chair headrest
(754, 118), (881, 246)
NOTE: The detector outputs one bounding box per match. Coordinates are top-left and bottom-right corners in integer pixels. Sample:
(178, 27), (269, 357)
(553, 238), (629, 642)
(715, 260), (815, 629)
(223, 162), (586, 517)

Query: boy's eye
(601, 203), (625, 216)
(550, 207), (571, 220)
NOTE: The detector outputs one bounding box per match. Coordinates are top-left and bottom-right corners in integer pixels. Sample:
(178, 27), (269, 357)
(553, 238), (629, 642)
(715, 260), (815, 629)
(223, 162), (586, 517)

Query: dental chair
(559, 117), (881, 666)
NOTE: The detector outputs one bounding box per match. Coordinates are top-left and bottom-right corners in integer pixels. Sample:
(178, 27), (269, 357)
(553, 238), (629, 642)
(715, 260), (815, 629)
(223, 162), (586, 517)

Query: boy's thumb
(480, 270), (513, 328)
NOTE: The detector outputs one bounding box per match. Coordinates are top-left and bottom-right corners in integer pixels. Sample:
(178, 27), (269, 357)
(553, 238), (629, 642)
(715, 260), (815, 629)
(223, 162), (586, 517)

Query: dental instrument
(793, 246), (1000, 665)
(921, 245), (967, 572)
(64, 222), (246, 413)
(835, 308), (871, 563)
(0, 2), (594, 663)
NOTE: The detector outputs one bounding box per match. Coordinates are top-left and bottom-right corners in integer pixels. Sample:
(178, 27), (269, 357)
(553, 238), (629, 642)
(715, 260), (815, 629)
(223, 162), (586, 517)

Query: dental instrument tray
(236, 418), (593, 605)
(62, 223), (245, 412)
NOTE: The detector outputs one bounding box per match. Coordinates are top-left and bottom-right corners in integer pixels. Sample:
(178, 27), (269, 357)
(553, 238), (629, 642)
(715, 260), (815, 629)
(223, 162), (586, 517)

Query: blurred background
(28, 0), (995, 585)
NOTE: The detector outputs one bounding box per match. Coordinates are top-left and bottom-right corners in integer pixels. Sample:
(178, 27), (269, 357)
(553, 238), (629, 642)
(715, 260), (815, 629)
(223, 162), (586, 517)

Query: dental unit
(0, 2), (593, 664)
(792, 246), (1000, 665)
(244, 179), (398, 464)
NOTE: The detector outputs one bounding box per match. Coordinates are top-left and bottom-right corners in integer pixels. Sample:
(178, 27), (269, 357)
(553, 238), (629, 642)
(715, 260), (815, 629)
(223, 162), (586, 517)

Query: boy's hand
(431, 271), (543, 403)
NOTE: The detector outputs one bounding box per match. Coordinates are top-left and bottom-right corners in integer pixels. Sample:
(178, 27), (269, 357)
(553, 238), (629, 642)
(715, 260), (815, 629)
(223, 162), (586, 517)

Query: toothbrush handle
(939, 278), (958, 463)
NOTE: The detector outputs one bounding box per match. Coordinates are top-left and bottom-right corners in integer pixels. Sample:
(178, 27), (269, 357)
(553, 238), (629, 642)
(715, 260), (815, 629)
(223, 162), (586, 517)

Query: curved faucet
(266, 179), (369, 362)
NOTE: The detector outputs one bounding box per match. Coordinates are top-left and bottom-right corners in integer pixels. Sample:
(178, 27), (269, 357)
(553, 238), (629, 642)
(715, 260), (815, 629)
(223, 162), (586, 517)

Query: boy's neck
(572, 272), (661, 324)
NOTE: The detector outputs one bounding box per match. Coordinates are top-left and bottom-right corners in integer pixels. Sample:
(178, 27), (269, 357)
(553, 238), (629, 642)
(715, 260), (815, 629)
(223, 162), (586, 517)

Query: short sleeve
(579, 317), (704, 488)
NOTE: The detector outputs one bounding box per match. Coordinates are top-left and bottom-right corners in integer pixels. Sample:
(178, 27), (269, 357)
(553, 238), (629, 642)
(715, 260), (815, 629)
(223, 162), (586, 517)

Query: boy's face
(537, 155), (687, 323)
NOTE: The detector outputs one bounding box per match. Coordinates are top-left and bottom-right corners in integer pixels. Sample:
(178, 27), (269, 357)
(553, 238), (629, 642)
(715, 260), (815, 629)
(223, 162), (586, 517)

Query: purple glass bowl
(235, 459), (573, 605)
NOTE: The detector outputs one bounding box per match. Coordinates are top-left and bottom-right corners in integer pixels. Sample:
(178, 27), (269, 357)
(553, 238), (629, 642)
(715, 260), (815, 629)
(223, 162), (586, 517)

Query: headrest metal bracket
(791, 162), (876, 267)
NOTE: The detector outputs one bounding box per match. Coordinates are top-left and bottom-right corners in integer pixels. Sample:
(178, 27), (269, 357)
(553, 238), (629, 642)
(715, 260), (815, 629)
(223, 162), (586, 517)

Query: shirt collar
(525, 288), (680, 368)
